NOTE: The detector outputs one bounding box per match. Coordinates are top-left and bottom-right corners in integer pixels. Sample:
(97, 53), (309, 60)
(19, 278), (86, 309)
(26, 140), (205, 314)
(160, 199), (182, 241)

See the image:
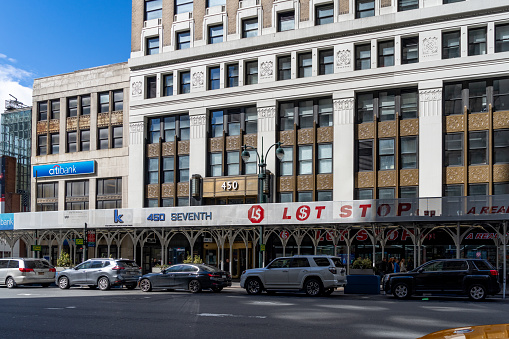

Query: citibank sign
(33, 161), (95, 178)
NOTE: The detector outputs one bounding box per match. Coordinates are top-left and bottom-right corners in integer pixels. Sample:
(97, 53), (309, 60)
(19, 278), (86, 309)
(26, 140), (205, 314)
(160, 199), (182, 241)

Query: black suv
(383, 259), (501, 301)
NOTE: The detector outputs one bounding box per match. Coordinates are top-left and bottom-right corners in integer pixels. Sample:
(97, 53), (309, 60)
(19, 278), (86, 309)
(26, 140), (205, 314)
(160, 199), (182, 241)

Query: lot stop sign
(248, 205), (264, 223)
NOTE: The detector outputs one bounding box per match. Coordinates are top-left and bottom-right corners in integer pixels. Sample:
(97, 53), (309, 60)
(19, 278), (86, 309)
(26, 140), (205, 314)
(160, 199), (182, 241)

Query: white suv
(240, 255), (347, 296)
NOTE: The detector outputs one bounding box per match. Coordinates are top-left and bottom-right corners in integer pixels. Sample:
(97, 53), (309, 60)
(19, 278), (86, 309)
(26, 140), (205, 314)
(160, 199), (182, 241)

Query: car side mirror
(418, 268), (424, 273)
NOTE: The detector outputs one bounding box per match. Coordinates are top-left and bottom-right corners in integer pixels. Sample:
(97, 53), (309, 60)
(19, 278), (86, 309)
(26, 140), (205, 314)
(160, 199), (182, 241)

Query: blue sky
(0, 0), (131, 109)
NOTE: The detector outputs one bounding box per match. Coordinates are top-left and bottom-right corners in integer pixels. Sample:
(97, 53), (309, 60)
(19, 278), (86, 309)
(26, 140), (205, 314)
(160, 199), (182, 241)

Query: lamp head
(275, 145), (285, 161)
(241, 147), (251, 162)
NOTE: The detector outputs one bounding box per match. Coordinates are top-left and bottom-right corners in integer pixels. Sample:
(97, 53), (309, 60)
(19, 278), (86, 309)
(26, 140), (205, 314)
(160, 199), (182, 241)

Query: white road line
(197, 313), (266, 319)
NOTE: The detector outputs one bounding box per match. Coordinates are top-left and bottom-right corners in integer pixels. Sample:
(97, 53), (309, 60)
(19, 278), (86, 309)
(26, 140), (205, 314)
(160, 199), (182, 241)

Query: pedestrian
(394, 258), (401, 273)
(400, 258), (407, 272)
(388, 257), (395, 274)
(407, 259), (414, 271)
(377, 258), (388, 278)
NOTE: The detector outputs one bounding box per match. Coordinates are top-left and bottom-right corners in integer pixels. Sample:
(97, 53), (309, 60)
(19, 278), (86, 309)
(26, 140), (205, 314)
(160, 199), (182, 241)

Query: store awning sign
(33, 161), (95, 178)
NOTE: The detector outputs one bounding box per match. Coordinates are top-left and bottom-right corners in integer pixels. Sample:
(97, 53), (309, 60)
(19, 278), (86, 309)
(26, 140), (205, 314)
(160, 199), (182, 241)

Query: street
(0, 284), (507, 339)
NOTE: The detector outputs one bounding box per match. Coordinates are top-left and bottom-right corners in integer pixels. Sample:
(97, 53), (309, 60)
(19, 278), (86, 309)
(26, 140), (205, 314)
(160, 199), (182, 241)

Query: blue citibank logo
(33, 161), (95, 178)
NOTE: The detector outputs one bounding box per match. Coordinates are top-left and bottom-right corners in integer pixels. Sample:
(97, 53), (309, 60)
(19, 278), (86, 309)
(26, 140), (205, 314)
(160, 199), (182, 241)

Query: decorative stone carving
(298, 128), (314, 144)
(259, 61), (273, 79)
(468, 113), (489, 130)
(378, 171), (396, 187)
(419, 89), (442, 102)
(111, 111), (123, 125)
(146, 184), (159, 198)
(279, 176), (294, 191)
(177, 182), (189, 197)
(317, 127), (333, 143)
(178, 140), (190, 154)
(445, 167), (465, 184)
(97, 113), (109, 127)
(147, 143), (160, 157)
(422, 37), (439, 55)
(493, 111), (509, 129)
(192, 71), (204, 87)
(336, 50), (351, 68)
(334, 98), (355, 125)
(494, 164), (509, 182)
(378, 121), (397, 138)
(334, 98), (354, 111)
(226, 136), (241, 150)
(48, 119), (60, 133)
(357, 123), (375, 140)
(79, 115), (90, 129)
(161, 183), (175, 197)
(209, 137), (223, 152)
(399, 119), (419, 136)
(297, 175), (313, 191)
(468, 165), (489, 183)
(162, 142), (175, 156)
(258, 107), (275, 118)
(279, 130), (294, 146)
(400, 169), (419, 186)
(129, 122), (145, 145)
(66, 117), (78, 131)
(356, 172), (374, 188)
(317, 174), (333, 190)
(243, 134), (257, 148)
(36, 121), (48, 135)
(190, 115), (206, 126)
(131, 81), (142, 97)
(446, 115), (465, 133)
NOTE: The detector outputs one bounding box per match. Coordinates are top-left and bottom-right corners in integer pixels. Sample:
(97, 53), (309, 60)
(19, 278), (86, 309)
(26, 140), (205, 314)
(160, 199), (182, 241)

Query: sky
(0, 0), (132, 110)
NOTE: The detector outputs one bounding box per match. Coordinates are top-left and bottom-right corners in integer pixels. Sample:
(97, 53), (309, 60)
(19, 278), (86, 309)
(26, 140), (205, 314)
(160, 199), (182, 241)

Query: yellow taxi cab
(419, 324), (509, 339)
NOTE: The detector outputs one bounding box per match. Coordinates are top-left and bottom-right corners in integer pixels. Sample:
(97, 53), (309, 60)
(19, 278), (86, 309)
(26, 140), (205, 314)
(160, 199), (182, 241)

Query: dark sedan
(138, 264), (232, 293)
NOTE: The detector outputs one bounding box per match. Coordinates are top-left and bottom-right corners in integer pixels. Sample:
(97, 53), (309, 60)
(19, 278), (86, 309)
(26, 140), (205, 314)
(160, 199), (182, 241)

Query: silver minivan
(0, 258), (56, 288)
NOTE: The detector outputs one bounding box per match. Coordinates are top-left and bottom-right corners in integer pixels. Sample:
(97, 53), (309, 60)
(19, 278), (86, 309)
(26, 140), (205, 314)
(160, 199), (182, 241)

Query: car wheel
(469, 284), (486, 301)
(322, 288), (334, 296)
(125, 283), (137, 290)
(58, 276), (70, 289)
(6, 277), (16, 289)
(393, 283), (411, 299)
(140, 279), (152, 292)
(245, 278), (263, 295)
(41, 283), (51, 288)
(211, 286), (223, 293)
(188, 279), (202, 293)
(98, 277), (111, 291)
(304, 278), (323, 297)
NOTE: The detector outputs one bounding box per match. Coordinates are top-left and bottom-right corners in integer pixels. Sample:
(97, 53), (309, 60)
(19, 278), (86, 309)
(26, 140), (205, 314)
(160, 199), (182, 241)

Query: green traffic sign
(75, 238), (84, 245)
(31, 245), (42, 252)
(260, 244), (266, 251)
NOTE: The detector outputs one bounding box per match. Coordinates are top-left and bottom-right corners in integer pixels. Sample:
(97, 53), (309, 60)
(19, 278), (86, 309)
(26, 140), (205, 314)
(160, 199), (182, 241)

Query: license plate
(222, 275), (226, 279)
(38, 272), (44, 275)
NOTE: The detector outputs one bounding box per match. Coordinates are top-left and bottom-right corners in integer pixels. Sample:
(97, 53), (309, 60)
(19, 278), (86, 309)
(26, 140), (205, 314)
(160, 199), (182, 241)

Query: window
(163, 116), (176, 141)
(468, 27), (487, 56)
(494, 182), (509, 195)
(175, 0), (193, 14)
(145, 0), (162, 20)
(163, 157), (174, 183)
(278, 11), (294, 32)
(207, 0), (225, 7)
(494, 130), (509, 164)
(379, 138), (395, 170)
(444, 184), (463, 196)
(401, 90), (418, 119)
(148, 118), (161, 143)
(211, 110), (223, 137)
(50, 134), (59, 154)
(402, 37), (418, 64)
(147, 158), (159, 184)
(242, 18), (258, 38)
(357, 140), (373, 171)
(113, 126), (123, 148)
(113, 90), (123, 111)
(468, 81), (487, 113)
(65, 180), (89, 210)
(162, 198), (174, 207)
(97, 178), (122, 209)
(81, 95), (91, 115)
(163, 74), (173, 96)
(146, 37), (159, 55)
(227, 151), (240, 175)
(210, 153), (222, 176)
(209, 67), (220, 90)
(400, 186), (418, 198)
(356, 0), (374, 18)
(38, 101), (48, 121)
(98, 127), (109, 149)
(245, 61), (258, 85)
(227, 109), (241, 135)
(355, 44), (371, 70)
(67, 131), (77, 153)
(148, 114), (189, 143)
(38, 135), (47, 156)
(318, 98), (333, 127)
(244, 107), (257, 134)
(227, 64), (239, 87)
(180, 115), (190, 140)
(315, 3), (334, 25)
(317, 191), (332, 201)
(401, 136), (417, 169)
(378, 91), (396, 121)
(318, 144), (332, 174)
(378, 40), (394, 67)
(357, 93), (374, 123)
(357, 90), (417, 122)
(99, 92), (109, 113)
(356, 188), (373, 200)
(398, 0), (418, 11)
(243, 150), (257, 175)
(51, 100), (60, 120)
(37, 182), (58, 211)
(279, 103), (294, 131)
(278, 55), (291, 81)
(298, 145), (313, 175)
(443, 0), (464, 3)
(178, 155), (189, 182)
(177, 31), (191, 50)
(442, 31), (460, 59)
(494, 78), (509, 112)
(298, 192), (313, 202)
(444, 83), (463, 116)
(280, 97), (331, 130)
(280, 147), (293, 176)
(146, 76), (157, 99)
(80, 130), (90, 151)
(299, 100), (314, 128)
(208, 24), (223, 44)
(468, 183), (488, 196)
(178, 197), (189, 206)
(468, 131), (488, 165)
(445, 133), (463, 166)
(378, 188), (395, 199)
(68, 97), (78, 117)
(495, 24), (509, 53)
(280, 192), (293, 202)
(180, 71), (191, 94)
(319, 49), (334, 75)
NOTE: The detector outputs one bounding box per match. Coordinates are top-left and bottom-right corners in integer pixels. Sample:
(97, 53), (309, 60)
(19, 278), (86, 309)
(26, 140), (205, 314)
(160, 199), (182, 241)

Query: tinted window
(182, 265), (198, 272)
(198, 264), (221, 272)
(8, 260), (19, 269)
(76, 262), (92, 270)
(117, 261), (138, 268)
(90, 261), (104, 269)
(421, 261), (444, 272)
(442, 261), (468, 271)
(290, 258), (310, 268)
(473, 260), (494, 271)
(330, 258), (345, 267)
(166, 265), (185, 272)
(25, 260), (50, 269)
(313, 257), (331, 267)
(0, 260), (8, 269)
(268, 258), (291, 268)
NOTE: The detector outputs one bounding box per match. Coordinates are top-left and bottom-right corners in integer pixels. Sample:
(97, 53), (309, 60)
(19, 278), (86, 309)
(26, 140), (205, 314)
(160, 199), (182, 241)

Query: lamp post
(241, 138), (284, 268)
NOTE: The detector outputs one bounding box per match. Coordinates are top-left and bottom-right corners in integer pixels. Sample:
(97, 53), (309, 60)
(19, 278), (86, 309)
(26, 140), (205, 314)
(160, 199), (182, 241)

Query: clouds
(0, 54), (33, 111)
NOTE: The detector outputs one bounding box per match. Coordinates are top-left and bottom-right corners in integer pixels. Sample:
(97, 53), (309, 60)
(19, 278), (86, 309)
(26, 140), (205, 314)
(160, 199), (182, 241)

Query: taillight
(241, 270), (246, 275)
(19, 268), (34, 273)
(208, 273), (221, 278)
(490, 270), (499, 276)
(329, 267), (337, 274)
(49, 268), (56, 273)
(112, 266), (125, 270)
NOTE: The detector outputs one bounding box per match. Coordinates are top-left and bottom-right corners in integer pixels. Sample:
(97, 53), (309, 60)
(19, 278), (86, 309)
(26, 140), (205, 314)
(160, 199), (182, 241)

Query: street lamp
(241, 138), (285, 267)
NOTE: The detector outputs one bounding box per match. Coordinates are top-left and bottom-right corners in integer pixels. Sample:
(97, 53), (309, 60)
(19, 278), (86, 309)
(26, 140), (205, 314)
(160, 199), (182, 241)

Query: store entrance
(203, 242), (252, 278)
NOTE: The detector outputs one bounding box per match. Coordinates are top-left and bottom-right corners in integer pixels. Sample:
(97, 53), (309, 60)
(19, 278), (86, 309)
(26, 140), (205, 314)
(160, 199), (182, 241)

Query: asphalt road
(0, 284), (507, 339)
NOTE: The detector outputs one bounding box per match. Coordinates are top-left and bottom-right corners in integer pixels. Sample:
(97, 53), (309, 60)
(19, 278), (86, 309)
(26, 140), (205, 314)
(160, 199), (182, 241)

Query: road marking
(197, 313), (266, 319)
(18, 294), (40, 296)
(66, 306), (76, 309)
(44, 308), (64, 310)
(249, 301), (295, 306)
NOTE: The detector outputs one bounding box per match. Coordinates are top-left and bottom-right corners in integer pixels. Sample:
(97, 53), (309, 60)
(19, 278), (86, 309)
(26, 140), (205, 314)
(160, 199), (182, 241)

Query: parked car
(138, 264), (232, 293)
(383, 259), (501, 301)
(57, 258), (142, 291)
(240, 255), (347, 296)
(418, 324), (509, 339)
(0, 258), (56, 288)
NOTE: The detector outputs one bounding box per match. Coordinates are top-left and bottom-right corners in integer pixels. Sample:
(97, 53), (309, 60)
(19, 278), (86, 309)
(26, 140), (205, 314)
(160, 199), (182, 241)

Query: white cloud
(0, 64), (33, 111)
